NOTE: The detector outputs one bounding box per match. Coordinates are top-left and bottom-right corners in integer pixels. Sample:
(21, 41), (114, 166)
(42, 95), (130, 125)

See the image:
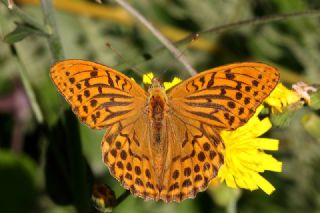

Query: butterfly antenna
(105, 42), (153, 82)
(162, 33), (199, 76)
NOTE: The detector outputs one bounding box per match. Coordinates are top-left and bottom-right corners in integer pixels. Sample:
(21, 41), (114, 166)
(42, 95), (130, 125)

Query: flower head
(292, 82), (317, 104)
(265, 83), (300, 112)
(91, 184), (116, 212)
(217, 106), (282, 195)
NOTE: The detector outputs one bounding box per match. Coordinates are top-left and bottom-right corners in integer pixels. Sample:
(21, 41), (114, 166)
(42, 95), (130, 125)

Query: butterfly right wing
(168, 62), (280, 130)
(158, 114), (225, 202)
(160, 62), (280, 202)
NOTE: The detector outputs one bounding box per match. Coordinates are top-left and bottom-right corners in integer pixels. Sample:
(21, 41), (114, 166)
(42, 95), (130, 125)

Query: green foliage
(0, 149), (37, 212)
(4, 23), (46, 44)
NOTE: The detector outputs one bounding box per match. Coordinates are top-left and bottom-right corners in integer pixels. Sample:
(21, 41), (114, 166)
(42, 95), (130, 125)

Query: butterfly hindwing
(158, 115), (224, 202)
(101, 114), (160, 201)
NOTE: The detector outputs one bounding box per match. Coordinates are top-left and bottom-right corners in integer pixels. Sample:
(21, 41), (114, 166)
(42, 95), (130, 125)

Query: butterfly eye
(148, 85), (153, 93)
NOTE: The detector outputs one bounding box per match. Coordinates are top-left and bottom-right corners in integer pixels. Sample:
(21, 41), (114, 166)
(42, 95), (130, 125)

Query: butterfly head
(148, 78), (164, 91)
(148, 78), (168, 104)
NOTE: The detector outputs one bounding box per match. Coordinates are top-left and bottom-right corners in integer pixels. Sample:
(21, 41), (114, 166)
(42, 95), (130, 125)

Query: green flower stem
(226, 189), (241, 213)
(40, 0), (64, 61)
(114, 190), (130, 208)
(39, 2), (91, 211)
(9, 45), (44, 124)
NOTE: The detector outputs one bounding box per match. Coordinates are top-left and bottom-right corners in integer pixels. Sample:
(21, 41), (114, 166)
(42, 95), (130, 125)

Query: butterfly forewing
(168, 62), (280, 130)
(50, 60), (147, 129)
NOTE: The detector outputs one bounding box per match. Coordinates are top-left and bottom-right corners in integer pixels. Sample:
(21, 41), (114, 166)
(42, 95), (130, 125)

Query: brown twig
(176, 10), (320, 46)
(113, 0), (197, 76)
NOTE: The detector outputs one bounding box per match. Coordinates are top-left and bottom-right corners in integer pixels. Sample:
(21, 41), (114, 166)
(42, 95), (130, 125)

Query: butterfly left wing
(50, 59), (147, 129)
(51, 60), (161, 200)
(101, 111), (162, 201)
(168, 62), (280, 130)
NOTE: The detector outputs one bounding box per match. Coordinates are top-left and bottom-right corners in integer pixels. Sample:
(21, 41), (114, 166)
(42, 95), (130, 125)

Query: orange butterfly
(50, 60), (279, 202)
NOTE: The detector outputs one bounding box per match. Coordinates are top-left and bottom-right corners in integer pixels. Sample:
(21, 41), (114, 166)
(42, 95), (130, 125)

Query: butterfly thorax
(148, 78), (168, 132)
(148, 78), (170, 184)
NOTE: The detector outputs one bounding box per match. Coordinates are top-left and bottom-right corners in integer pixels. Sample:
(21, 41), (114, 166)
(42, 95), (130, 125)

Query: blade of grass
(9, 45), (44, 124)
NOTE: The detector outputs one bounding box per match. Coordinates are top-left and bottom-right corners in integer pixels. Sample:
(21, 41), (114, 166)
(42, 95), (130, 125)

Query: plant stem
(177, 9), (320, 46)
(10, 45), (44, 124)
(113, 0), (197, 76)
(114, 190), (130, 208)
(226, 189), (241, 213)
(40, 0), (64, 61)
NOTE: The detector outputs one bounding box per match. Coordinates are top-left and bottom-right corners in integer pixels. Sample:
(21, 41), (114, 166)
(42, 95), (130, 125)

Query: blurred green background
(1, 0), (320, 212)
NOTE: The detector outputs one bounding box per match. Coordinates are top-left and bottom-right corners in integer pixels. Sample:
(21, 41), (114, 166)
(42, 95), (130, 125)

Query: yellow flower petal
(163, 77), (182, 90)
(217, 105), (282, 195)
(142, 73), (181, 91)
(251, 173), (275, 195)
(142, 73), (154, 85)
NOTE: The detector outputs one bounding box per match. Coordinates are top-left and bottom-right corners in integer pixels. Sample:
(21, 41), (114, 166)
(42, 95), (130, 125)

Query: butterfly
(50, 60), (279, 202)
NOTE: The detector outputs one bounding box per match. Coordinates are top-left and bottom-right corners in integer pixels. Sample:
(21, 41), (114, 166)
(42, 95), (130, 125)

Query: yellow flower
(265, 83), (300, 112)
(142, 73), (181, 90)
(142, 73), (154, 85)
(217, 106), (282, 195)
(163, 77), (182, 90)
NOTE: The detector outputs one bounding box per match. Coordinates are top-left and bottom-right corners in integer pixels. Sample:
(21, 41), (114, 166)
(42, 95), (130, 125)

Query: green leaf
(271, 110), (296, 128)
(4, 23), (45, 44)
(0, 149), (37, 212)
